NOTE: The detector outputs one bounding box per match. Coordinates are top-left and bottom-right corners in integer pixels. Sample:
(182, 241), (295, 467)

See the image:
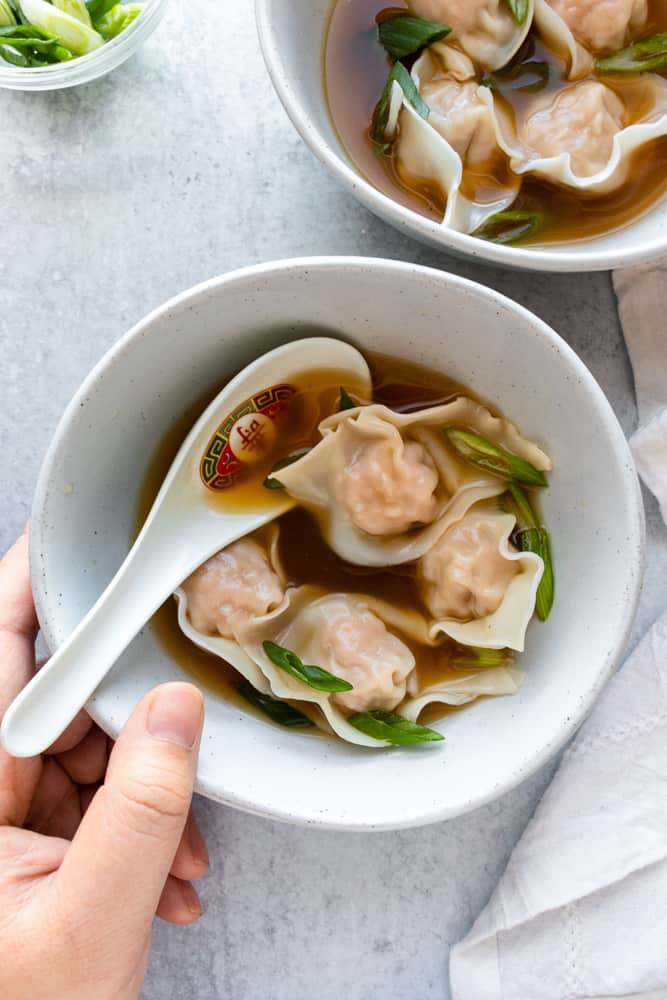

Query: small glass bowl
(0, 0), (166, 91)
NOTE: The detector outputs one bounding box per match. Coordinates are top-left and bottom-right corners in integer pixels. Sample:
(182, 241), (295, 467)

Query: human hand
(0, 528), (209, 1000)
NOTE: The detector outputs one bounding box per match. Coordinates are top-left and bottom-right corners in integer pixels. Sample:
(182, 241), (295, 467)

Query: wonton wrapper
(386, 46), (519, 234)
(274, 399), (551, 567)
(401, 665), (523, 720)
(479, 74), (667, 194)
(422, 509), (544, 651)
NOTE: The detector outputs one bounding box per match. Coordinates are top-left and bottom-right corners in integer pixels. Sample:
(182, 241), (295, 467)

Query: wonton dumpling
(522, 80), (625, 178)
(420, 508), (544, 651)
(421, 77), (499, 165)
(545, 0), (647, 53)
(181, 536), (285, 638)
(479, 75), (667, 193)
(408, 0), (535, 70)
(273, 399), (551, 567)
(342, 435), (438, 536)
(285, 597), (415, 713)
(386, 46), (519, 234)
(235, 587), (427, 747)
(419, 508), (519, 620)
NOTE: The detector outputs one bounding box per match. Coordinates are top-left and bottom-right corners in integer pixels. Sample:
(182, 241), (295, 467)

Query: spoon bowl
(1, 337), (371, 758)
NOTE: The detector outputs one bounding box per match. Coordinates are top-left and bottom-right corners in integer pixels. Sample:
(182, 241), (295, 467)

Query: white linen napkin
(449, 266), (667, 999)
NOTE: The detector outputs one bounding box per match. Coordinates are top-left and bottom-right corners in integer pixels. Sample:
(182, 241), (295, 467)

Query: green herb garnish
(348, 710), (444, 746)
(236, 680), (312, 728)
(506, 483), (554, 621)
(472, 210), (543, 245)
(449, 646), (512, 669)
(263, 641), (354, 693)
(505, 0), (530, 25)
(263, 447), (311, 490)
(446, 428), (548, 487)
(372, 60), (430, 151)
(339, 386), (355, 411)
(595, 32), (667, 73)
(378, 13), (451, 61)
(481, 60), (549, 93)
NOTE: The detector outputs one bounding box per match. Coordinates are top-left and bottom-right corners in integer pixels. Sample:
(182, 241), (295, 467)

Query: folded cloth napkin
(449, 267), (667, 999)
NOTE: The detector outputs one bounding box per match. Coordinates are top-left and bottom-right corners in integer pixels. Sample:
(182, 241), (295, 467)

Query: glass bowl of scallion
(0, 0), (165, 89)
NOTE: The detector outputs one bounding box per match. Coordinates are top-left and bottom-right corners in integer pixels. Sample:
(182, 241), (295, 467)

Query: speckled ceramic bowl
(31, 257), (644, 829)
(255, 0), (667, 272)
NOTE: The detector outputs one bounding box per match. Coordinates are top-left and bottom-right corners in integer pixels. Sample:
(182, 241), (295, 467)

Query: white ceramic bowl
(255, 0), (667, 272)
(31, 257), (644, 829)
(0, 0), (166, 91)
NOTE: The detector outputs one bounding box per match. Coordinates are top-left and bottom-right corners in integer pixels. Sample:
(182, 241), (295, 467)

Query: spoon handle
(0, 530), (199, 758)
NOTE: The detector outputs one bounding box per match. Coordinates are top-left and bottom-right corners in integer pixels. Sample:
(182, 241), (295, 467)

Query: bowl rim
(255, 0), (667, 274)
(31, 256), (646, 830)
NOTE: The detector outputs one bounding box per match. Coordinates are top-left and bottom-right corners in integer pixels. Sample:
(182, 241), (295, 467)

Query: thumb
(57, 683), (204, 931)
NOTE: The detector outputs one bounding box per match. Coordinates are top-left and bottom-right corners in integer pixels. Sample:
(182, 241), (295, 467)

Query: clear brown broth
(134, 352), (517, 723)
(324, 0), (667, 244)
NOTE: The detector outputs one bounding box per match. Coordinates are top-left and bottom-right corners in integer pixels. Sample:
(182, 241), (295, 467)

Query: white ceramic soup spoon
(1, 338), (372, 758)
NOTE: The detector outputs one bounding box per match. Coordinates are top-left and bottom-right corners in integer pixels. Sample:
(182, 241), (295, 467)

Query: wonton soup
(324, 0), (667, 246)
(138, 352), (554, 749)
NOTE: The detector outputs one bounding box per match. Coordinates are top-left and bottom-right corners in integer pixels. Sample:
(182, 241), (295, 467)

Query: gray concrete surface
(1, 2), (665, 998)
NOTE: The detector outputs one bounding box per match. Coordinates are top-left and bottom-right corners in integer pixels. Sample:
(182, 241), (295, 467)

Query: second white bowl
(256, 0), (667, 272)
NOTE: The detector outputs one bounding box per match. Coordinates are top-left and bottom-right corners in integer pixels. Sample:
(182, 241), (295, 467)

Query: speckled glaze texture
(256, 0), (667, 271)
(1, 2), (666, 997)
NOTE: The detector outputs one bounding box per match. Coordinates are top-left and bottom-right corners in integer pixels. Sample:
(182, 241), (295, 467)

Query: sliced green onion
(235, 681), (312, 728)
(472, 210), (543, 245)
(449, 646), (512, 669)
(52, 0), (92, 27)
(507, 484), (554, 621)
(596, 32), (667, 73)
(481, 60), (549, 93)
(0, 0), (16, 26)
(263, 447), (312, 490)
(94, 1), (142, 39)
(505, 0), (530, 25)
(372, 60), (430, 151)
(446, 428), (548, 487)
(0, 41), (27, 63)
(84, 0), (116, 20)
(339, 386), (355, 411)
(18, 0), (103, 54)
(262, 641), (354, 693)
(378, 13), (451, 61)
(348, 710), (444, 746)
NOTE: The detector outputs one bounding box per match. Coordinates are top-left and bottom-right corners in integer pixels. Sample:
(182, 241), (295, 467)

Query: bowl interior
(32, 258), (643, 829)
(256, 0), (667, 271)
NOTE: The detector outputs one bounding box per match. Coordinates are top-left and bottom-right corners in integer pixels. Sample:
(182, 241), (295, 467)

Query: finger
(156, 875), (203, 925)
(0, 529), (42, 825)
(79, 782), (100, 816)
(47, 710), (94, 756)
(169, 808), (209, 882)
(25, 757), (82, 841)
(57, 683), (204, 942)
(56, 724), (109, 786)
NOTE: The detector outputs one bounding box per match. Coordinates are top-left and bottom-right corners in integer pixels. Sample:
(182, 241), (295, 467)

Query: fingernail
(147, 684), (204, 749)
(181, 880), (203, 917)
